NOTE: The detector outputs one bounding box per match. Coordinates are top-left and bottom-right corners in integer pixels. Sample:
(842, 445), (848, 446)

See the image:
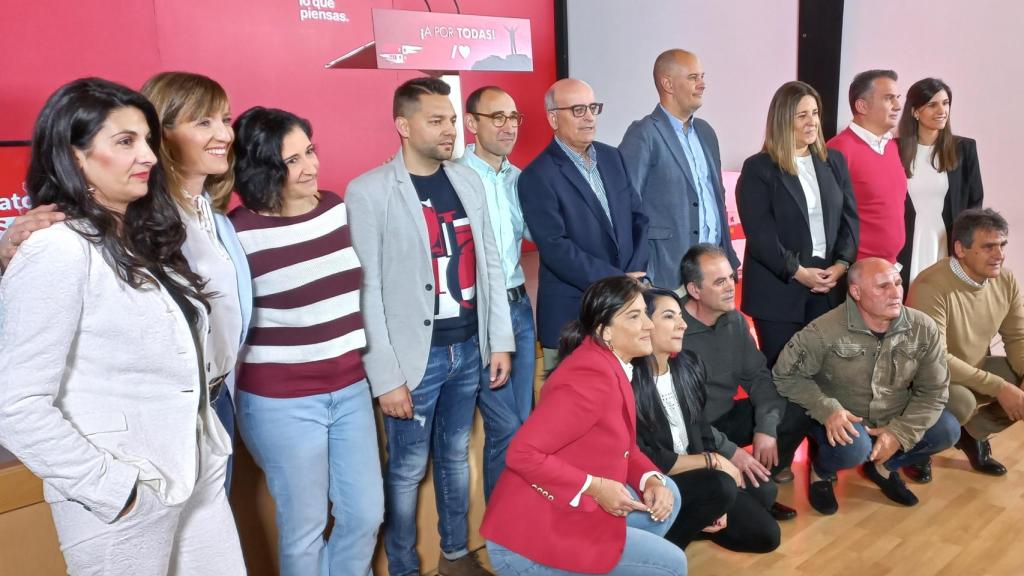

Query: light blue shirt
(457, 144), (527, 289)
(554, 137), (612, 224)
(660, 104), (721, 245)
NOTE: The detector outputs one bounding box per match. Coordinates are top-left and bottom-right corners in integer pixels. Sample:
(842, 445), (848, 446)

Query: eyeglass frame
(547, 102), (604, 118)
(469, 111), (525, 128)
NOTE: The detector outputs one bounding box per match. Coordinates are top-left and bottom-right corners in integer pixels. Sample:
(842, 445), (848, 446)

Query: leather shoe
(808, 478), (838, 515)
(769, 501), (797, 520)
(862, 463), (918, 506)
(772, 466), (794, 484)
(956, 429), (1007, 476)
(903, 458), (933, 483)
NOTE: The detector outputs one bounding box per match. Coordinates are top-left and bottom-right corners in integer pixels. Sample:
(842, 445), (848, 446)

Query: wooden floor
(678, 422), (1024, 576)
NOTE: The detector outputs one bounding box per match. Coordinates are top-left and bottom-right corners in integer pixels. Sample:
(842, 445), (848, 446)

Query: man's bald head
(544, 78), (598, 153)
(848, 258), (904, 327)
(848, 257), (895, 287)
(652, 49), (705, 119)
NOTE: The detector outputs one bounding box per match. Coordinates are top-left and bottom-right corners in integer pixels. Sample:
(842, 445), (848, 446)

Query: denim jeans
(384, 335), (482, 576)
(486, 482), (686, 575)
(478, 296), (536, 500)
(237, 381), (384, 576)
(211, 386), (235, 494)
(809, 409), (960, 479)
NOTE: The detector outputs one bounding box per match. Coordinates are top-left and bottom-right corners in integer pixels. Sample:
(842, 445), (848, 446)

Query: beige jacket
(773, 297), (949, 450)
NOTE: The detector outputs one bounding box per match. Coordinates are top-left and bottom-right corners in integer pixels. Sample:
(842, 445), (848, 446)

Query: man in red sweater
(828, 70), (907, 263)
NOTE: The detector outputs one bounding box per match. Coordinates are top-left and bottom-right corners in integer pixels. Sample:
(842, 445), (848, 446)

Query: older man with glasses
(517, 78), (650, 373)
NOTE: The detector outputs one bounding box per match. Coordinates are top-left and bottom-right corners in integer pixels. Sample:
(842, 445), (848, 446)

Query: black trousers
(753, 290), (833, 368)
(667, 468), (780, 553)
(712, 398), (813, 472)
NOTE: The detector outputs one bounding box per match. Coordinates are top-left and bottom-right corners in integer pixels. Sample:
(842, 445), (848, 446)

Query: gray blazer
(619, 105), (739, 289)
(346, 150), (515, 397)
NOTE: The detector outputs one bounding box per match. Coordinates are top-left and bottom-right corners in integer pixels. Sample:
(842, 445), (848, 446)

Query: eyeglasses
(547, 103), (604, 118)
(471, 112), (525, 128)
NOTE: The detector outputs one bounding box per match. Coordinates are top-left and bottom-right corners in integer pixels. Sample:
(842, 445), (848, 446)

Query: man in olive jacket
(773, 258), (957, 516)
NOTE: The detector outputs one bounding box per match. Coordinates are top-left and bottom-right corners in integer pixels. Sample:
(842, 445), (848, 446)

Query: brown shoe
(772, 466), (794, 484)
(438, 551), (495, 576)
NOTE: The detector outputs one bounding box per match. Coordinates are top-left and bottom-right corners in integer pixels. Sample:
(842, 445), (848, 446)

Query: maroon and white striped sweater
(229, 191), (366, 398)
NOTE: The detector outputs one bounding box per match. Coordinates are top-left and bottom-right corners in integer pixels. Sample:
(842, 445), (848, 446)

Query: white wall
(840, 1), (1023, 271)
(566, 0), (799, 170)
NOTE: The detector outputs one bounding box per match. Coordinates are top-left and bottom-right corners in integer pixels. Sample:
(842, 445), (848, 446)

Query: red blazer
(480, 338), (660, 574)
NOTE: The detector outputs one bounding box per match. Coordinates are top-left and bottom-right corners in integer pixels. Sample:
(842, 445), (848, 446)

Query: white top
(848, 121), (893, 155)
(656, 369), (690, 454)
(907, 144), (950, 284)
(178, 195), (241, 380)
(794, 155), (828, 258)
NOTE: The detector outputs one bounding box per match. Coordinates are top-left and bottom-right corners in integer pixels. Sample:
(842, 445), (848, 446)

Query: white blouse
(907, 144), (950, 284)
(178, 195), (242, 381)
(656, 369), (690, 454)
(794, 155), (828, 258)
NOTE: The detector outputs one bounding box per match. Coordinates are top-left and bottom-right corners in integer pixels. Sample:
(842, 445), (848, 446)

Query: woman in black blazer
(737, 81), (859, 367)
(633, 288), (781, 553)
(897, 78), (984, 289)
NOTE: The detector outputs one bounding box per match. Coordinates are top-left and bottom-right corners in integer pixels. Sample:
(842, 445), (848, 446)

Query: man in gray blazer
(619, 48), (739, 289)
(346, 77), (514, 576)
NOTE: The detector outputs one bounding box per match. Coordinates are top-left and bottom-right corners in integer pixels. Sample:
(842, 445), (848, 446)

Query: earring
(86, 185), (96, 193)
(603, 339), (614, 351)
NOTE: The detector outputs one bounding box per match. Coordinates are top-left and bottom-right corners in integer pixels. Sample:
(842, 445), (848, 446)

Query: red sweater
(828, 127), (907, 262)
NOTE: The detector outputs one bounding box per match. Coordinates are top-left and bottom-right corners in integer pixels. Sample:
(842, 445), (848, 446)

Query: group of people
(0, 44), (1019, 576)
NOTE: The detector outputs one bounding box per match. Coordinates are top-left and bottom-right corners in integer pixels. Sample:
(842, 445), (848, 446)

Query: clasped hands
(588, 476), (673, 523)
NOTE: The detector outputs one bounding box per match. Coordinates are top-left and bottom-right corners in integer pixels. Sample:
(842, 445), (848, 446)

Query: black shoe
(808, 478), (838, 515)
(862, 463), (918, 506)
(769, 501), (797, 521)
(903, 458), (933, 483)
(956, 429), (1007, 476)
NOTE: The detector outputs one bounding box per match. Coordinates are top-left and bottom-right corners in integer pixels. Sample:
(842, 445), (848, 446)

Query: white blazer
(0, 222), (229, 523)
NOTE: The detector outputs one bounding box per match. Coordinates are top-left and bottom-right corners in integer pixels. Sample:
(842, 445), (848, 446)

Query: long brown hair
(897, 78), (958, 178)
(762, 81), (827, 175)
(141, 72), (235, 212)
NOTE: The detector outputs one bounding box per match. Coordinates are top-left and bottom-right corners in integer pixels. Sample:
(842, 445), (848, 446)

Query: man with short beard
(774, 258), (957, 515)
(346, 77), (514, 576)
(909, 208), (1024, 479)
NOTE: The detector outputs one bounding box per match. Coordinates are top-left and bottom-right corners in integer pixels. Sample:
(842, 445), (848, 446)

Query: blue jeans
(809, 409), (960, 479)
(384, 335), (482, 576)
(212, 386), (235, 494)
(478, 296), (536, 500)
(237, 381), (384, 576)
(486, 482), (686, 575)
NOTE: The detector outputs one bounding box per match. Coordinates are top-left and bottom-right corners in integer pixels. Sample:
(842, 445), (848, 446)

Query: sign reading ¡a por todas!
(372, 9), (533, 72)
(0, 145), (32, 235)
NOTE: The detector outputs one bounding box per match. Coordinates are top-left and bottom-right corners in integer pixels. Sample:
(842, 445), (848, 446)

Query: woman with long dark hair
(481, 276), (685, 575)
(897, 77), (984, 287)
(737, 80), (859, 368)
(228, 106), (382, 575)
(0, 78), (244, 574)
(633, 288), (781, 553)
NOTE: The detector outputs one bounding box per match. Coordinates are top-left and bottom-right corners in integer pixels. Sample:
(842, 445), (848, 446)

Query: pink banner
(372, 9), (532, 72)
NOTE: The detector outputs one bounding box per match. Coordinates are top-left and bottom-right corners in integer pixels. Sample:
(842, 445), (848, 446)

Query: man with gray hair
(774, 257), (956, 515)
(518, 78), (650, 371)
(620, 49), (739, 289)
(908, 208), (1024, 478)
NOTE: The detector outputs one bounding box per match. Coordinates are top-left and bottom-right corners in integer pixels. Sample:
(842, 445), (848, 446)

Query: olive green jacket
(773, 297), (949, 450)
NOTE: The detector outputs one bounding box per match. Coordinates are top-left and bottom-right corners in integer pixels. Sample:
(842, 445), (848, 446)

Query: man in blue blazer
(619, 49), (739, 289)
(518, 78), (650, 371)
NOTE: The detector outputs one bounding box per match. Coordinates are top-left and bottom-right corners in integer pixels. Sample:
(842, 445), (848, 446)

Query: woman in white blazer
(0, 78), (245, 575)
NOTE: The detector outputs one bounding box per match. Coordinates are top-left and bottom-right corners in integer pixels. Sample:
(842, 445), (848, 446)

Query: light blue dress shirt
(660, 104), (721, 245)
(457, 144), (527, 289)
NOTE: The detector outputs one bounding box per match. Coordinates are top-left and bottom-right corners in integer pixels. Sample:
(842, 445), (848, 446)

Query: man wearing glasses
(456, 86), (536, 501)
(518, 78), (650, 372)
(619, 48), (739, 290)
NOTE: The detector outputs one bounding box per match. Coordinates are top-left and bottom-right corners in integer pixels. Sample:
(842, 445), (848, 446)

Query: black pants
(713, 398), (813, 472)
(668, 468), (780, 553)
(753, 290), (833, 368)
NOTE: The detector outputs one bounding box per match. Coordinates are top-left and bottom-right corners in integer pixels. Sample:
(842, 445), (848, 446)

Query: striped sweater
(229, 191), (366, 398)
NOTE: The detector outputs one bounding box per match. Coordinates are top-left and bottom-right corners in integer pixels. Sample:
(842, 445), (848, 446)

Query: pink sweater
(828, 128), (907, 262)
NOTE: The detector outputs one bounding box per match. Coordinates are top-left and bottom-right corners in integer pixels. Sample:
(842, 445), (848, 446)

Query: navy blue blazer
(518, 139), (650, 348)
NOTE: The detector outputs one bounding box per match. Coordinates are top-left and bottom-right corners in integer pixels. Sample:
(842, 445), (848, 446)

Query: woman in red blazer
(480, 276), (686, 575)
